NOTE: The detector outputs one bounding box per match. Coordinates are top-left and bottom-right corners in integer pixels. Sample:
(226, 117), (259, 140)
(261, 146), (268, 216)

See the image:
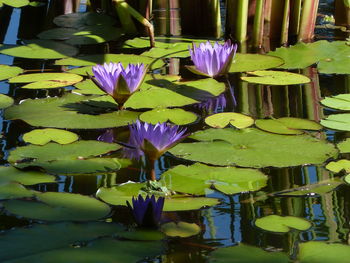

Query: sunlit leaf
(0, 182), (35, 200)
(0, 94), (14, 109)
(326, 160), (350, 173)
(321, 114), (350, 131)
(160, 222), (201, 237)
(0, 65), (23, 81)
(255, 215), (311, 233)
(241, 71), (310, 85)
(139, 108), (198, 125)
(0, 166), (56, 185)
(229, 54), (284, 73)
(205, 112), (254, 129)
(2, 0), (29, 8)
(53, 12), (116, 28)
(22, 128), (79, 145)
(337, 138), (350, 153)
(321, 94), (350, 110)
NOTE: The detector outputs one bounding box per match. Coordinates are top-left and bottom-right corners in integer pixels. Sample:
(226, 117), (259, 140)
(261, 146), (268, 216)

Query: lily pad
(0, 94), (14, 109)
(321, 114), (350, 131)
(73, 79), (105, 94)
(53, 12), (116, 28)
(229, 53), (284, 73)
(255, 117), (322, 135)
(337, 138), (350, 153)
(0, 182), (35, 200)
(23, 128), (79, 145)
(9, 73), (83, 89)
(141, 46), (189, 58)
(161, 163), (267, 195)
(139, 108), (198, 125)
(2, 0), (29, 8)
(5, 93), (140, 129)
(124, 78), (225, 109)
(255, 215), (311, 233)
(321, 94), (350, 110)
(326, 160), (350, 173)
(169, 128), (337, 168)
(0, 166), (56, 185)
(209, 244), (289, 263)
(3, 192), (111, 221)
(0, 40), (78, 59)
(298, 241), (350, 263)
(205, 112), (254, 129)
(0, 65), (23, 81)
(241, 70), (310, 85)
(160, 222), (201, 237)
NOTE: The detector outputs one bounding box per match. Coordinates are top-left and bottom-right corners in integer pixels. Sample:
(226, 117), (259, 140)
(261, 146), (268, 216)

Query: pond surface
(0, 1), (350, 262)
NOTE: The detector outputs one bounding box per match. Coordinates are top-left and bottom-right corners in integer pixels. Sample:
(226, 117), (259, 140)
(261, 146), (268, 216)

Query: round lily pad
(241, 71), (310, 85)
(255, 215), (312, 233)
(337, 138), (350, 153)
(321, 94), (350, 110)
(205, 112), (254, 129)
(169, 128), (337, 168)
(0, 94), (14, 109)
(0, 65), (23, 81)
(0, 40), (78, 59)
(255, 117), (322, 135)
(160, 222), (201, 237)
(326, 160), (350, 173)
(321, 114), (350, 131)
(37, 28), (78, 40)
(229, 53), (284, 73)
(0, 182), (35, 200)
(73, 79), (105, 94)
(161, 163), (267, 195)
(3, 192), (111, 221)
(5, 93), (140, 129)
(2, 0), (29, 8)
(53, 12), (116, 28)
(139, 108), (198, 125)
(0, 166), (56, 185)
(23, 128), (79, 145)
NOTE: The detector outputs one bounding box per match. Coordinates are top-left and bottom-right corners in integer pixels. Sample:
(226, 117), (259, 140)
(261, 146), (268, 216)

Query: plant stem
(236, 0), (249, 42)
(113, 0), (138, 34)
(290, 0), (302, 36)
(280, 0), (290, 45)
(150, 158), (156, 181)
(252, 0), (265, 47)
(298, 0), (319, 42)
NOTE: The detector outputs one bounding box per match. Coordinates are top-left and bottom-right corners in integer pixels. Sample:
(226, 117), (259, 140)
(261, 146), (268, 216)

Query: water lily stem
(150, 158), (156, 181)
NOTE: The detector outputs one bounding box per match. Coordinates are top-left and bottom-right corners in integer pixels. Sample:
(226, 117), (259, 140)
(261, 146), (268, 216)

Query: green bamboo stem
(298, 0), (319, 42)
(236, 0), (249, 42)
(252, 0), (265, 47)
(290, 0), (302, 36)
(280, 0), (290, 45)
(113, 0), (138, 34)
(211, 0), (222, 38)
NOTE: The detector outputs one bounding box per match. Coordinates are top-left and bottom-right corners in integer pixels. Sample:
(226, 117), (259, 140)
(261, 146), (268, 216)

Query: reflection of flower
(97, 129), (115, 143)
(195, 93), (227, 113)
(91, 62), (147, 105)
(123, 120), (187, 161)
(126, 194), (165, 227)
(187, 40), (237, 78)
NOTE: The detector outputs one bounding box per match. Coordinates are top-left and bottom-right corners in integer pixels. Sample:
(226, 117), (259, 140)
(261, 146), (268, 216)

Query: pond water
(0, 1), (350, 262)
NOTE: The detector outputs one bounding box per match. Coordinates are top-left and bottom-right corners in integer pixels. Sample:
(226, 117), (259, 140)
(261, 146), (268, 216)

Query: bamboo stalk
(211, 0), (222, 38)
(298, 0), (319, 42)
(236, 0), (249, 42)
(252, 0), (265, 47)
(290, 0), (302, 36)
(280, 0), (290, 45)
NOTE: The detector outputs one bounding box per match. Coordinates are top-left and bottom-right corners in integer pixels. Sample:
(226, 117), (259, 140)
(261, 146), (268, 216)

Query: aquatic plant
(187, 40), (237, 78)
(91, 62), (147, 107)
(126, 194), (165, 227)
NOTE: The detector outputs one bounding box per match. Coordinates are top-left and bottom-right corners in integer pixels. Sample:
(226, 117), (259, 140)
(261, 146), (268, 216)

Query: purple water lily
(91, 62), (147, 106)
(97, 129), (115, 143)
(187, 40), (237, 78)
(195, 93), (227, 113)
(126, 194), (165, 227)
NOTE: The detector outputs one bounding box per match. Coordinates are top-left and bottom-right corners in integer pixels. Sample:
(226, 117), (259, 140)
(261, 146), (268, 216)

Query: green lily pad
(255, 215), (311, 233)
(160, 222), (201, 237)
(337, 138), (350, 153)
(205, 112), (254, 129)
(117, 228), (165, 241)
(209, 244), (289, 263)
(0, 65), (23, 81)
(124, 78), (225, 109)
(0, 94), (14, 109)
(255, 117), (322, 135)
(298, 241), (350, 263)
(0, 182), (35, 200)
(37, 28), (78, 40)
(321, 94), (350, 110)
(2, 0), (29, 7)
(53, 12), (116, 28)
(73, 79), (105, 94)
(9, 73), (83, 89)
(326, 160), (350, 173)
(321, 114), (350, 131)
(0, 40), (78, 59)
(23, 128), (79, 145)
(3, 192), (111, 221)
(5, 93), (140, 129)
(241, 70), (310, 85)
(169, 128), (337, 168)
(55, 54), (164, 70)
(0, 166), (56, 185)
(141, 46), (189, 58)
(139, 108), (198, 125)
(345, 174), (350, 184)
(161, 163), (267, 195)
(123, 36), (217, 48)
(229, 53), (284, 73)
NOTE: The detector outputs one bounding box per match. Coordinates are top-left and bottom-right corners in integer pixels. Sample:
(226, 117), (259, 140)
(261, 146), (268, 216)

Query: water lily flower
(97, 129), (115, 143)
(126, 194), (165, 227)
(187, 40), (237, 78)
(91, 62), (147, 106)
(195, 93), (227, 113)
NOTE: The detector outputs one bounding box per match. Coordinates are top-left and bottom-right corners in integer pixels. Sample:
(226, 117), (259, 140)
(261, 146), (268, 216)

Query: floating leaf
(255, 117), (322, 135)
(205, 112), (254, 129)
(118, 228), (165, 241)
(0, 40), (78, 59)
(321, 94), (350, 110)
(161, 222), (201, 237)
(255, 215), (311, 233)
(326, 160), (350, 173)
(0, 94), (14, 109)
(3, 192), (111, 221)
(23, 128), (79, 145)
(298, 241), (350, 263)
(0, 65), (23, 81)
(161, 163), (267, 195)
(2, 0), (29, 8)
(73, 79), (105, 94)
(139, 108), (198, 125)
(321, 114), (350, 131)
(0, 166), (56, 185)
(337, 138), (350, 153)
(0, 182), (35, 200)
(209, 244), (289, 263)
(5, 93), (140, 129)
(229, 54), (284, 73)
(53, 12), (116, 28)
(141, 46), (189, 58)
(241, 70), (310, 85)
(169, 128), (337, 168)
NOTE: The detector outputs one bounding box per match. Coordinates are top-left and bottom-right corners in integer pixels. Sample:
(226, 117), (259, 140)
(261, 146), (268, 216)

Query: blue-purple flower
(195, 93), (227, 113)
(123, 120), (187, 161)
(91, 62), (147, 105)
(126, 194), (165, 227)
(187, 40), (237, 78)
